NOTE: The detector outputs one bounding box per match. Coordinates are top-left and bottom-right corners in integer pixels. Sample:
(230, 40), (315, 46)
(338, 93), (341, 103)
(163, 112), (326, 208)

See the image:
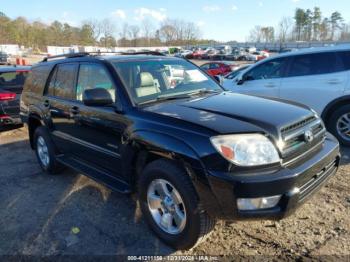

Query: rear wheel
(138, 159), (216, 250)
(328, 105), (350, 146)
(34, 126), (65, 174)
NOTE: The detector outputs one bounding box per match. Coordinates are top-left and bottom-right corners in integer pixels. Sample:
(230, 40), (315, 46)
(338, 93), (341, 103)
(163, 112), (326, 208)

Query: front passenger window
(244, 58), (286, 81)
(76, 64), (115, 102)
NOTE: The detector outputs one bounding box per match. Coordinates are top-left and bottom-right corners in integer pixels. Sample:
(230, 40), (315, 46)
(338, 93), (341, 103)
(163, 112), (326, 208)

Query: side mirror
(213, 75), (224, 85)
(237, 76), (245, 85)
(83, 88), (114, 107)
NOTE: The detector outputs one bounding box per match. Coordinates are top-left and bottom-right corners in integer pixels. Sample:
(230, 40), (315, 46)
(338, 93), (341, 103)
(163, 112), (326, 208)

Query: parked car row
(174, 46), (270, 62)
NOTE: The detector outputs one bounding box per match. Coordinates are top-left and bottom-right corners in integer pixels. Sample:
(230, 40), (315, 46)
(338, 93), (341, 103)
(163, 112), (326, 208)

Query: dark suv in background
(0, 52), (10, 65)
(20, 52), (340, 250)
(0, 66), (30, 128)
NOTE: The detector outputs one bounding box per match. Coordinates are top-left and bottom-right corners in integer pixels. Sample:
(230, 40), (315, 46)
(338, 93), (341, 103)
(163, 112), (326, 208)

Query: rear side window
(23, 66), (51, 94)
(286, 52), (342, 77)
(209, 63), (220, 69)
(46, 64), (77, 99)
(337, 51), (350, 70)
(244, 58), (287, 81)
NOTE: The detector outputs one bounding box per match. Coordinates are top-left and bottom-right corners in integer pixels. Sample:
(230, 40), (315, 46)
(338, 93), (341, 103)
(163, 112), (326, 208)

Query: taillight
(0, 92), (16, 101)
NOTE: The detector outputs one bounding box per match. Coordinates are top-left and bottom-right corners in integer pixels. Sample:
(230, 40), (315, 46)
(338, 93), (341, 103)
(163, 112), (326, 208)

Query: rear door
(234, 57), (288, 98)
(280, 52), (347, 114)
(44, 63), (79, 153)
(337, 51), (350, 95)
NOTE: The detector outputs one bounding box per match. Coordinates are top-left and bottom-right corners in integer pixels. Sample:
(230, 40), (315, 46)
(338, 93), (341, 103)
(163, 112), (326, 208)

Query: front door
(69, 62), (126, 177)
(234, 57), (288, 99)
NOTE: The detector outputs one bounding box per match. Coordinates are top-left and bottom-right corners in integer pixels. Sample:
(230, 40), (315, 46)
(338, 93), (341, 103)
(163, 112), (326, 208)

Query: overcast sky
(2, 0), (350, 42)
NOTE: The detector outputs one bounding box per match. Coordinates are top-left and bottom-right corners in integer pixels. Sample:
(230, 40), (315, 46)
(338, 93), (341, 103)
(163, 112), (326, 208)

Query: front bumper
(206, 133), (340, 220)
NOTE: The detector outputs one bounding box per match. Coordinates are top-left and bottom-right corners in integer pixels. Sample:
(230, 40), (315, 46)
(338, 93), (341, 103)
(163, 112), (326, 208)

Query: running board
(56, 155), (131, 194)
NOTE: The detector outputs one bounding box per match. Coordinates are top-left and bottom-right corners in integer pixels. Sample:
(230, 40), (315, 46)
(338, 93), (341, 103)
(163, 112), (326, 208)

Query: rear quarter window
(23, 65), (52, 94)
(286, 52), (343, 77)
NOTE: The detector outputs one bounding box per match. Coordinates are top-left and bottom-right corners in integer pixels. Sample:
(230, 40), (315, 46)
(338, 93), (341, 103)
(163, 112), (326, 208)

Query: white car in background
(223, 45), (350, 145)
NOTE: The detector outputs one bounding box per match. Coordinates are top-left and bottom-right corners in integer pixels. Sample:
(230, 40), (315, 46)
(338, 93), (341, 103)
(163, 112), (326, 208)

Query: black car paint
(20, 55), (340, 220)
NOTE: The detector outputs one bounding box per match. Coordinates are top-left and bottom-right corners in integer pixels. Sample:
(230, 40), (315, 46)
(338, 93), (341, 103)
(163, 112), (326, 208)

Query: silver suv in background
(223, 45), (350, 145)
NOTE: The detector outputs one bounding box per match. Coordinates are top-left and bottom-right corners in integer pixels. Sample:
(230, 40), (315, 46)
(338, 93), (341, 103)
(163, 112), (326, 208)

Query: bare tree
(278, 17), (293, 46)
(129, 25), (140, 47)
(100, 18), (116, 47)
(142, 19), (154, 46)
(249, 26), (263, 42)
(83, 19), (102, 42)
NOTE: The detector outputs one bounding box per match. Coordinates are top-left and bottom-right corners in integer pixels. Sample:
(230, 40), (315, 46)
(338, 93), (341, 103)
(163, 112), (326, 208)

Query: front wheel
(328, 105), (350, 146)
(138, 159), (215, 250)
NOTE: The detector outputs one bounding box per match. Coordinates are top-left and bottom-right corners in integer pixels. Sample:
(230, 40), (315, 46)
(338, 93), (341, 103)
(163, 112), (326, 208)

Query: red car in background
(200, 62), (237, 76)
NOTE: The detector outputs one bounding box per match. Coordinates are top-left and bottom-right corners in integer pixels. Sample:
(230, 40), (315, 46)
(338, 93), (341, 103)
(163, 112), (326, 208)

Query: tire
(327, 105), (350, 146)
(34, 126), (65, 174)
(138, 159), (216, 250)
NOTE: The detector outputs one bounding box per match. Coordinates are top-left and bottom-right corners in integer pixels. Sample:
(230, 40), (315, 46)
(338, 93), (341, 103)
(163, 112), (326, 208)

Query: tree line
(0, 11), (206, 51)
(249, 7), (350, 44)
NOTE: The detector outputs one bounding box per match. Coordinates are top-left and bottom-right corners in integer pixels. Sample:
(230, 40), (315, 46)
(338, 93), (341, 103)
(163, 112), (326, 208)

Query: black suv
(0, 66), (30, 128)
(20, 52), (340, 250)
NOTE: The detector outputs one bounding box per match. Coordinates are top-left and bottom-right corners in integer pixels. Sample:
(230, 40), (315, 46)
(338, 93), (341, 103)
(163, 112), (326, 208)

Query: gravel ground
(0, 124), (349, 260)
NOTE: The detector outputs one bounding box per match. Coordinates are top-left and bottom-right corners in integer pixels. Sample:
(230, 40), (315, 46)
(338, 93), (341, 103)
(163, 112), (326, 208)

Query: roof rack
(41, 51), (166, 62)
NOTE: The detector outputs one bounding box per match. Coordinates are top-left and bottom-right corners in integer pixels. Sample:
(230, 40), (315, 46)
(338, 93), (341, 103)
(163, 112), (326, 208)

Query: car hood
(143, 92), (314, 139)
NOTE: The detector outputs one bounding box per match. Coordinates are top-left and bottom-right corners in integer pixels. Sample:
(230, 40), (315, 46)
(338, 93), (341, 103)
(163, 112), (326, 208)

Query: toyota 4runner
(20, 52), (340, 250)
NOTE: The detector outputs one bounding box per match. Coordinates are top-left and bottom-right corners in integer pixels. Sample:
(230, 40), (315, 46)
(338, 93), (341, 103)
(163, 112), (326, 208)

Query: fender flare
(126, 129), (223, 217)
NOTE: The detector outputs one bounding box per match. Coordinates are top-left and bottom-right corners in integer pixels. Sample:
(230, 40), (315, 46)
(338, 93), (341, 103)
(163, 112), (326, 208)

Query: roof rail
(42, 52), (90, 62)
(41, 50), (166, 62)
(120, 51), (166, 56)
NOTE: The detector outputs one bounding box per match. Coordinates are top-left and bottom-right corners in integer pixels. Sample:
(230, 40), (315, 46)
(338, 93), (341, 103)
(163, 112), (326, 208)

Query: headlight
(210, 134), (280, 166)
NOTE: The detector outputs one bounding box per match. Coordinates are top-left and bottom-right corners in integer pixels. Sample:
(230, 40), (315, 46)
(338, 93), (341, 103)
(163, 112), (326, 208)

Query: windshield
(113, 59), (222, 105)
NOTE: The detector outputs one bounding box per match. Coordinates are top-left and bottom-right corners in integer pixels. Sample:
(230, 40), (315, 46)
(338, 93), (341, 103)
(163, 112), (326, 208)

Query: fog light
(237, 195), (281, 210)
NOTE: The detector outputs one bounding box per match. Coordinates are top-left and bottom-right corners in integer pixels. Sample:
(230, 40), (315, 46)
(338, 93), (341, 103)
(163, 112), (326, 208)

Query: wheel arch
(123, 130), (222, 217)
(321, 95), (350, 126)
(28, 113), (44, 149)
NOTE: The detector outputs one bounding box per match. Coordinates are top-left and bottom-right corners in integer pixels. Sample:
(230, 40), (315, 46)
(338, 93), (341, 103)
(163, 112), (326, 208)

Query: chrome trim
(282, 119), (323, 141)
(282, 140), (324, 166)
(52, 130), (120, 158)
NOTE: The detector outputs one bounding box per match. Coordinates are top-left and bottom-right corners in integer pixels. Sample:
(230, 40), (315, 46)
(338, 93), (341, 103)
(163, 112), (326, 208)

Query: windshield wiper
(138, 89), (220, 106)
(186, 89), (220, 96)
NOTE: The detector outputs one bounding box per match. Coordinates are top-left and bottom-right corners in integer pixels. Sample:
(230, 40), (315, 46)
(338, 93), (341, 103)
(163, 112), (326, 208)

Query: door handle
(327, 79), (341, 85)
(43, 100), (50, 107)
(70, 106), (80, 115)
(265, 83), (276, 88)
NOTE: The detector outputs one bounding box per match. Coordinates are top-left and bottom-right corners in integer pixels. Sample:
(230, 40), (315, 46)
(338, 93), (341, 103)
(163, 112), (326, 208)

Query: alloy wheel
(336, 113), (350, 142)
(37, 136), (50, 167)
(147, 179), (186, 235)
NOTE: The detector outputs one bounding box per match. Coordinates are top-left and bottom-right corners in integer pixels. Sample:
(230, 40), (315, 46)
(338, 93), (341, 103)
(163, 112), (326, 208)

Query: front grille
(280, 116), (326, 163)
(280, 116), (316, 134)
(298, 158), (338, 202)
